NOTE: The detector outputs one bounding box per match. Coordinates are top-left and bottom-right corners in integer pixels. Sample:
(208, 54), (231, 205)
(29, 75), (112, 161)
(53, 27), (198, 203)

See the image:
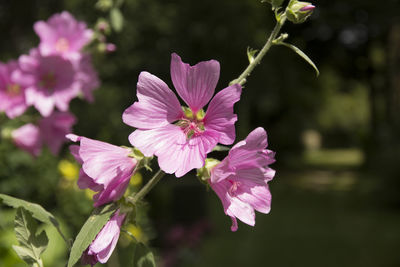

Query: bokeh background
(1, 0), (400, 266)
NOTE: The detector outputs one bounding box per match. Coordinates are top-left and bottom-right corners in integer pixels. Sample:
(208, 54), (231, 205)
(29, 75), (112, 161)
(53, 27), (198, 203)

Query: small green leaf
(0, 193), (68, 246)
(110, 8), (124, 32)
(278, 42), (319, 76)
(13, 207), (49, 266)
(133, 243), (156, 267)
(67, 203), (118, 267)
(247, 47), (258, 64)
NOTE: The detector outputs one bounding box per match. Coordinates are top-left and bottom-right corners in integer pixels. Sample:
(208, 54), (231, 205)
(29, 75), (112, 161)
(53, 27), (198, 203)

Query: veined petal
(93, 174), (131, 207)
(170, 53), (220, 113)
(228, 127), (272, 168)
(79, 137), (136, 186)
(123, 71), (183, 129)
(234, 179), (272, 214)
(203, 84), (242, 145)
(130, 125), (218, 177)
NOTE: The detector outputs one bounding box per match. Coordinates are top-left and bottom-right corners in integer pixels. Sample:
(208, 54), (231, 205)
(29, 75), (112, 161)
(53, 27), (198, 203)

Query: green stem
(231, 15), (287, 86)
(127, 169), (165, 204)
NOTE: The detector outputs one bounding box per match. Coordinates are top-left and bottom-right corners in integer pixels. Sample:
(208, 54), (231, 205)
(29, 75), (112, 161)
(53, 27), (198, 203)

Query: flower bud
(286, 0), (315, 24)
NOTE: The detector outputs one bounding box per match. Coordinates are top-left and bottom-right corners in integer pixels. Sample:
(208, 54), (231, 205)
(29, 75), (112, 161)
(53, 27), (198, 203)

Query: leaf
(278, 42), (320, 76)
(0, 193), (59, 227)
(67, 203), (118, 267)
(246, 47), (258, 64)
(13, 207), (49, 266)
(133, 243), (156, 267)
(110, 8), (124, 32)
(0, 193), (68, 246)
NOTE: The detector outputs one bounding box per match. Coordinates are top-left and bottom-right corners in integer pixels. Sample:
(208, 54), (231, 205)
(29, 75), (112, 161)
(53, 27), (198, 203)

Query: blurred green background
(1, 0), (400, 266)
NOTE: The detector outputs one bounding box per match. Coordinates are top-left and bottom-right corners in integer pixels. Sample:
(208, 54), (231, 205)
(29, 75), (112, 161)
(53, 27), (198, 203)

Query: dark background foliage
(1, 0), (400, 266)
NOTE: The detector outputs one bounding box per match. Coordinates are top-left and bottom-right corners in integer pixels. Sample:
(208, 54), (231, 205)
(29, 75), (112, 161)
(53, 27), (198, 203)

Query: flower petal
(203, 84), (241, 145)
(129, 125), (218, 177)
(170, 53), (220, 113)
(79, 137), (136, 186)
(123, 71), (183, 129)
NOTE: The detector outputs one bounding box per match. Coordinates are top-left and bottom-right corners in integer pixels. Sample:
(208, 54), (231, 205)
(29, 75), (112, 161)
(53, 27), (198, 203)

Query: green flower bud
(196, 158), (220, 182)
(286, 0), (315, 24)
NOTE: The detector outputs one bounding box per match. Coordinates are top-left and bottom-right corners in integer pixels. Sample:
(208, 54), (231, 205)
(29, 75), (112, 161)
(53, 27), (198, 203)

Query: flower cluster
(68, 53), (275, 266)
(0, 11), (99, 156)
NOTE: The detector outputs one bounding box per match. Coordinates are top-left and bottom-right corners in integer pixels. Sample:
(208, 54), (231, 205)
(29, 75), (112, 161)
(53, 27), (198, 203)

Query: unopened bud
(286, 0), (315, 24)
(300, 4), (315, 11)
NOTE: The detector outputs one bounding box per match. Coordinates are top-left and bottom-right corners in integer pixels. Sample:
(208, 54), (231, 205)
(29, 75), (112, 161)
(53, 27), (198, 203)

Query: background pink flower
(0, 61), (28, 118)
(34, 11), (93, 60)
(209, 127), (276, 231)
(123, 53), (241, 177)
(12, 123), (43, 156)
(39, 111), (76, 155)
(13, 49), (80, 117)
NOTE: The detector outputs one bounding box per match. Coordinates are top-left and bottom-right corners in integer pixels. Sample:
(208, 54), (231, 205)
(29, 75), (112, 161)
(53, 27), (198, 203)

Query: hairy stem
(127, 169), (165, 204)
(231, 14), (287, 86)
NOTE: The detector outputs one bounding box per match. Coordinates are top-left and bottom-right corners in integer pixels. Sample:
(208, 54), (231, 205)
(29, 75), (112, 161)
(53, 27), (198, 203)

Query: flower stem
(230, 14), (287, 86)
(128, 169), (165, 204)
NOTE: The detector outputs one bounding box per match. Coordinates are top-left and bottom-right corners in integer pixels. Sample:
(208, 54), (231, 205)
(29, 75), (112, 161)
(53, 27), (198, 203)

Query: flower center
(228, 180), (241, 197)
(6, 83), (21, 96)
(176, 107), (205, 139)
(39, 72), (57, 91)
(55, 37), (70, 52)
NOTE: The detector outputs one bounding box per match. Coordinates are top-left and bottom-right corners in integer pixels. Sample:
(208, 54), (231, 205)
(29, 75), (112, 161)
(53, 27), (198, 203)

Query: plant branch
(230, 14), (287, 86)
(127, 169), (165, 205)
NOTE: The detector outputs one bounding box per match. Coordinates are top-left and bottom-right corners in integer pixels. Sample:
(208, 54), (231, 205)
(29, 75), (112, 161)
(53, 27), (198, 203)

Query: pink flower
(73, 54), (100, 102)
(39, 111), (76, 155)
(209, 127), (276, 231)
(81, 210), (125, 265)
(34, 11), (93, 60)
(0, 61), (28, 118)
(13, 49), (79, 117)
(12, 124), (43, 156)
(67, 134), (137, 207)
(11, 111), (76, 156)
(123, 53), (242, 177)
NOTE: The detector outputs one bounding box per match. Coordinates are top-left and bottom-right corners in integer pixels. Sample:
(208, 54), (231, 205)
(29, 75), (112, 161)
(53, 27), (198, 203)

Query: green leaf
(67, 203), (118, 267)
(0, 193), (59, 227)
(110, 8), (124, 32)
(278, 42), (320, 76)
(13, 207), (49, 266)
(133, 243), (156, 267)
(0, 193), (69, 246)
(247, 47), (258, 64)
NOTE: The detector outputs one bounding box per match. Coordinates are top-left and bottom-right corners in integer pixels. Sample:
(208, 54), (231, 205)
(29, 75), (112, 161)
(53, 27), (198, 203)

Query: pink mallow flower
(11, 111), (76, 156)
(123, 53), (242, 177)
(39, 111), (76, 155)
(0, 61), (28, 118)
(13, 49), (80, 117)
(12, 124), (43, 157)
(209, 127), (276, 231)
(67, 134), (137, 207)
(81, 210), (125, 266)
(34, 11), (93, 60)
(73, 53), (100, 102)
